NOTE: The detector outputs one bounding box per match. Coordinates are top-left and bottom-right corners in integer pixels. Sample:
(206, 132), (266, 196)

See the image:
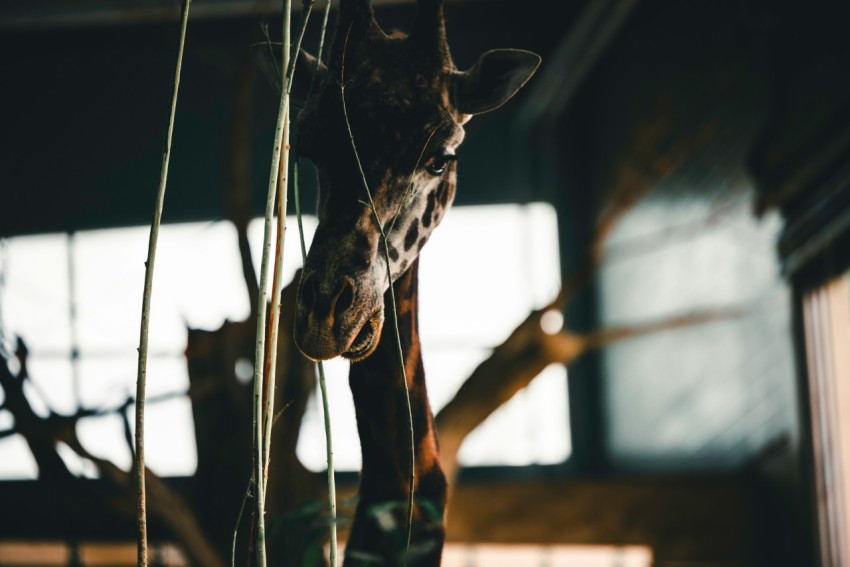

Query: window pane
(0, 434), (38, 479)
(2, 207), (568, 479)
(2, 233), (71, 354)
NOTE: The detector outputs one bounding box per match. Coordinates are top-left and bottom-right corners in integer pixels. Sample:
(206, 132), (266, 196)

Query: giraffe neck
(346, 258), (446, 566)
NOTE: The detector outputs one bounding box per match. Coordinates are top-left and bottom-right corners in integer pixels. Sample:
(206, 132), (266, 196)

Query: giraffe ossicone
(256, 0), (539, 563)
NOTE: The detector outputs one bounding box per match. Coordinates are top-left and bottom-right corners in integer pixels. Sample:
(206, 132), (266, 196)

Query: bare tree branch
(602, 194), (749, 264)
(584, 305), (749, 349)
(436, 304), (747, 481)
(134, 2), (192, 562)
(70, 441), (226, 567)
(0, 339), (225, 567)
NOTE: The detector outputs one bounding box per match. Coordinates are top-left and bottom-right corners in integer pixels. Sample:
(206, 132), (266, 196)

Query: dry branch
(431, 93), (750, 485)
(185, 275), (319, 566)
(80, 451), (226, 567)
(0, 339), (225, 567)
(436, 304), (747, 481)
(251, 3), (292, 562)
(134, 1), (191, 563)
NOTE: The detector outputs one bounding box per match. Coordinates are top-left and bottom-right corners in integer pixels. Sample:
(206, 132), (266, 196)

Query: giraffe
(258, 0), (540, 563)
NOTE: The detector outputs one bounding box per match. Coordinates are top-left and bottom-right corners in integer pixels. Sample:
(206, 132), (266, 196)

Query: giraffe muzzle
(341, 311), (382, 362)
(294, 270), (385, 362)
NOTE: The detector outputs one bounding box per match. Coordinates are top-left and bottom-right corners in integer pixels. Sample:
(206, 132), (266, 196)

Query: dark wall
(0, 1), (572, 237)
(524, 0), (850, 562)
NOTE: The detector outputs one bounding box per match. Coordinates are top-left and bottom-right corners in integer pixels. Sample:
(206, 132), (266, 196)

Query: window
(0, 203), (568, 479)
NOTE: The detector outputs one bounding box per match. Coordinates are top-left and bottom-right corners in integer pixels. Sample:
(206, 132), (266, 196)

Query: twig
(286, 0), (316, 90)
(388, 129), (437, 235)
(339, 25), (416, 561)
(232, 400), (294, 567)
(233, 472), (254, 567)
(133, 1), (191, 565)
(293, 2), (337, 562)
(78, 390), (189, 422)
(584, 305), (748, 348)
(263, 0), (316, 492)
(307, 0), (332, 103)
(293, 162), (339, 565)
(259, 0), (315, 96)
(251, 0), (291, 563)
(262, 102), (289, 484)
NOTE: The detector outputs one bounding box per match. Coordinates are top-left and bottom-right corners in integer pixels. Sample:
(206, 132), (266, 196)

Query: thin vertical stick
(316, 353), (338, 566)
(293, 2), (336, 562)
(287, 0), (316, 88)
(134, 1), (190, 565)
(262, 113), (288, 480)
(252, 1), (291, 564)
(262, 0), (318, 482)
(232, 473), (253, 567)
(294, 162), (338, 565)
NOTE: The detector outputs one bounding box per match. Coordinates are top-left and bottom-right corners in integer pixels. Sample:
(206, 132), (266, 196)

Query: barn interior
(1, 0), (850, 565)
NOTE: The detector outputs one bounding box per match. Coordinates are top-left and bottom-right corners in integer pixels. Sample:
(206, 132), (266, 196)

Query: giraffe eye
(425, 154), (456, 176)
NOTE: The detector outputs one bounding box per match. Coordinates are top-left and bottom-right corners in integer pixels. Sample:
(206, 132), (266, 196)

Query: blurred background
(1, 0), (849, 565)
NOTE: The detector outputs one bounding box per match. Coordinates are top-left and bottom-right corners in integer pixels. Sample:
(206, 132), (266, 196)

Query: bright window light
(0, 203), (568, 479)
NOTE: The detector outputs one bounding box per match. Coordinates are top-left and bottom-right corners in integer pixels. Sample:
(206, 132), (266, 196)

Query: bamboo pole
(133, 1), (190, 565)
(251, 1), (291, 563)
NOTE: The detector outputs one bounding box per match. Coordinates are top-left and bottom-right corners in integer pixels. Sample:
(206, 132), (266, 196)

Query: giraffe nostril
(333, 278), (355, 321)
(300, 274), (316, 309)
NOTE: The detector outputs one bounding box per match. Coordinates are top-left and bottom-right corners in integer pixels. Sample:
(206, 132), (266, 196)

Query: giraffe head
(258, 0), (540, 362)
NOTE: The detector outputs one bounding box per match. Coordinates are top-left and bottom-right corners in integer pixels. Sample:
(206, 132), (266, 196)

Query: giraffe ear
(452, 49), (541, 115)
(251, 44), (328, 107)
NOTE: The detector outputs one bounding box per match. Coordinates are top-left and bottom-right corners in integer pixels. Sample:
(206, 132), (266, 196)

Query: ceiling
(0, 0), (492, 30)
(1, 0), (579, 237)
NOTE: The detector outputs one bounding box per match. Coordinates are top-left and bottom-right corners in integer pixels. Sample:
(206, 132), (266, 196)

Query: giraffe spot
(403, 221), (419, 251)
(417, 237), (427, 251)
(435, 180), (450, 207)
(422, 191), (436, 228)
(400, 259), (409, 273)
(388, 245), (399, 262)
(443, 184), (456, 207)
